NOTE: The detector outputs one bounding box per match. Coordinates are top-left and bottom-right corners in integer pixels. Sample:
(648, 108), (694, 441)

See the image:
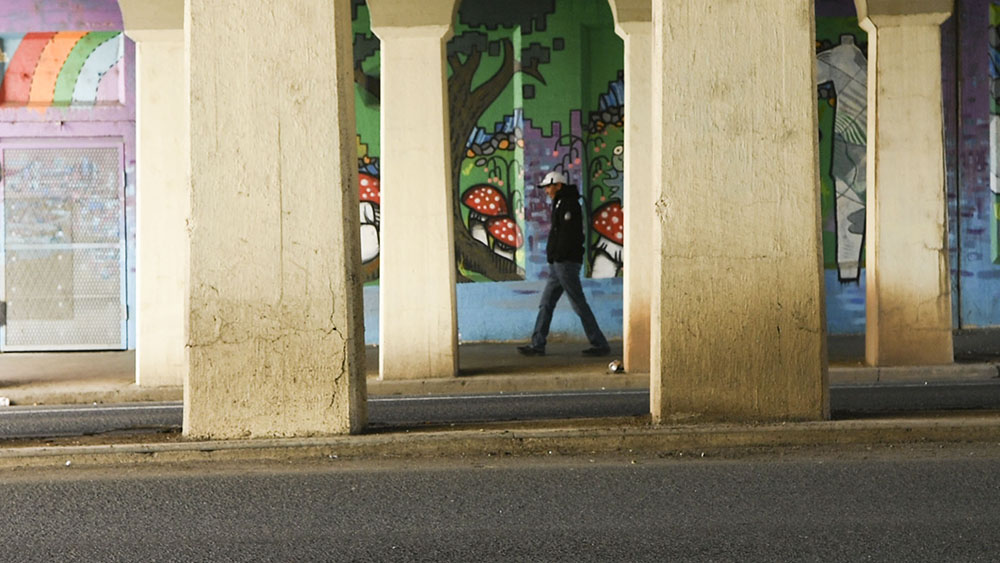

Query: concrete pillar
(118, 0), (187, 388)
(650, 0), (828, 423)
(368, 0), (460, 380)
(184, 0), (366, 438)
(855, 0), (954, 366)
(608, 0), (653, 374)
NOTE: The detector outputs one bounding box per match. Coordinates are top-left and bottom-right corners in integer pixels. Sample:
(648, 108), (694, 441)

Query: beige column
(119, 0), (187, 388)
(855, 0), (954, 366)
(368, 0), (460, 380)
(608, 0), (653, 374)
(650, 0), (828, 423)
(184, 0), (366, 438)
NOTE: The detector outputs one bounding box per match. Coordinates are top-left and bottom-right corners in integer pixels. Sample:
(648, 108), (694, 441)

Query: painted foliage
(0, 31), (124, 109)
(350, 0), (625, 283)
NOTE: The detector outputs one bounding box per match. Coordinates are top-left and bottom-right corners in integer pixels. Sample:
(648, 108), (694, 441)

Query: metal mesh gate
(1, 146), (126, 350)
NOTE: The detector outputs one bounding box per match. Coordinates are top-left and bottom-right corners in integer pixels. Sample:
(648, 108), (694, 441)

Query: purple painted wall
(955, 0), (1000, 326)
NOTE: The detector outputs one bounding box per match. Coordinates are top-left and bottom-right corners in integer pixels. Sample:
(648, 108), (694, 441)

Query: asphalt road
(1, 444), (999, 562)
(2, 380), (1000, 439)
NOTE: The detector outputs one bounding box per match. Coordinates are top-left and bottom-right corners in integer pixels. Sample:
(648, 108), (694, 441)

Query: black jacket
(546, 184), (585, 264)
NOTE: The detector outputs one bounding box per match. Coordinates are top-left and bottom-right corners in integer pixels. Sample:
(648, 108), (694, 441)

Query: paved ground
(0, 341), (625, 387)
(1, 332), (999, 406)
(0, 331), (997, 470)
(5, 444), (1000, 562)
(0, 341), (646, 405)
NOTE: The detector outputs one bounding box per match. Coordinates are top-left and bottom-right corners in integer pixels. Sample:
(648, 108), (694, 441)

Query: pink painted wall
(0, 0), (123, 32)
(0, 0), (137, 348)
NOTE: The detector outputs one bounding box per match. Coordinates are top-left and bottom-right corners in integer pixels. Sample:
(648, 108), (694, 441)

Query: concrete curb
(3, 414), (1000, 470)
(366, 371), (649, 396)
(828, 362), (1000, 385)
(0, 382), (183, 406)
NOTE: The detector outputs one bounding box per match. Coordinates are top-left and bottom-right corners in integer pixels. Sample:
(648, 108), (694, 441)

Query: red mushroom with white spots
(486, 216), (523, 261)
(359, 173), (381, 264)
(461, 184), (508, 245)
(591, 200), (623, 278)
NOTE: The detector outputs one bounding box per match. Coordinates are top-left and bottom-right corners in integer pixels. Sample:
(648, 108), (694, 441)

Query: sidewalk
(0, 333), (998, 406)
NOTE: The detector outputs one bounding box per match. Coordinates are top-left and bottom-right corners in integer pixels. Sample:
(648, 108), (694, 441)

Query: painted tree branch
(517, 57), (546, 85)
(355, 66), (380, 100)
(449, 38), (516, 204)
(449, 38), (523, 281)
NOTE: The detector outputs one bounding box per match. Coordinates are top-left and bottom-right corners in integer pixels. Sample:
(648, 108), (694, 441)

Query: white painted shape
(71, 34), (123, 105)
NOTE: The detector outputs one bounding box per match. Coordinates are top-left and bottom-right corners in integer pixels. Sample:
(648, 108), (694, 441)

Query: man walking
(517, 170), (611, 357)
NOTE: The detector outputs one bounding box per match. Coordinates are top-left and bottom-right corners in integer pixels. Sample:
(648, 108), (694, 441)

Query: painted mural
(960, 0), (1000, 329)
(351, 0), (625, 283)
(458, 110), (527, 281)
(990, 3), (1000, 262)
(814, 15), (868, 333)
(356, 135), (381, 282)
(350, 0), (1000, 340)
(581, 78), (624, 278)
(2, 0), (998, 350)
(352, 1), (381, 284)
(0, 31), (124, 109)
(816, 27), (868, 283)
(450, 0), (625, 282)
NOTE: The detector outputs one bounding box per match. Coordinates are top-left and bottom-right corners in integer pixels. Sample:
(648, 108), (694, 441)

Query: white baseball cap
(537, 170), (568, 188)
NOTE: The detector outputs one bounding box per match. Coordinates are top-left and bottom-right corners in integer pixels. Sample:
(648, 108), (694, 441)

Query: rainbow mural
(0, 31), (123, 109)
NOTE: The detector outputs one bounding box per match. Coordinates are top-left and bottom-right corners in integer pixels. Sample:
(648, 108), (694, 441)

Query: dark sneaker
(517, 345), (545, 356)
(581, 347), (611, 357)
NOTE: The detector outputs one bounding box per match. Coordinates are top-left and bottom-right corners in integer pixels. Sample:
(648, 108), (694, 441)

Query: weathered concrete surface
(649, 0), (828, 423)
(184, 0), (365, 438)
(857, 0), (955, 366)
(369, 0), (462, 381)
(608, 0), (653, 374)
(120, 0), (188, 388)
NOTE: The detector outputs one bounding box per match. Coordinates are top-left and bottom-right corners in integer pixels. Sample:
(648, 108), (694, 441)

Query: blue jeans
(531, 261), (610, 351)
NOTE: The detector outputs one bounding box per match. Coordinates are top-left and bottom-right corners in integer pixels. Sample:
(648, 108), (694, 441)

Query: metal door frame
(0, 137), (128, 351)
